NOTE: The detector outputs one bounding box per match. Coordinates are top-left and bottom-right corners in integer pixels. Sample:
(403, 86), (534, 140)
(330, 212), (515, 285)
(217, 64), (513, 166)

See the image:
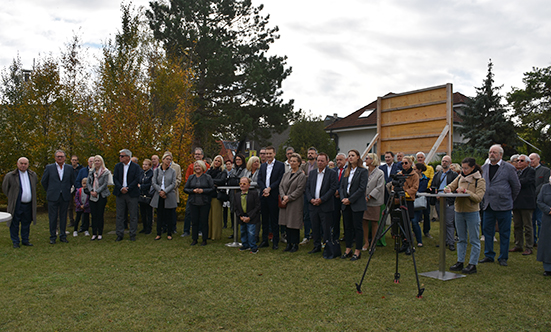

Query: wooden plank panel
(381, 119), (448, 139)
(381, 135), (449, 155)
(380, 104), (447, 124)
(381, 87), (447, 110)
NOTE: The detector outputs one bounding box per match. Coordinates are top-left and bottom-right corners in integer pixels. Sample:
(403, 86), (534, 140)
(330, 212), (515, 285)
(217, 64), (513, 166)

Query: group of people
(3, 144), (551, 276)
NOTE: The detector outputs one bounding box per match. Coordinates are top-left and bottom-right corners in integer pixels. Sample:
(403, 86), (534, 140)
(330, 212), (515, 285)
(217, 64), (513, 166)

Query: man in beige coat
(2, 157), (38, 248)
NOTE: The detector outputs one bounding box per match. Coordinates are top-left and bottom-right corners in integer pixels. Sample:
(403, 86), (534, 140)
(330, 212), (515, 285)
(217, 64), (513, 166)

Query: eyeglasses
(518, 160), (527, 163)
(402, 162), (409, 165)
(119, 155), (127, 158)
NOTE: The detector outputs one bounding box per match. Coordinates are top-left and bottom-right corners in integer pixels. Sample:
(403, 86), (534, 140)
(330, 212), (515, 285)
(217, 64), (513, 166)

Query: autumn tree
(507, 66), (551, 162)
(457, 60), (519, 157)
(146, 0), (295, 148)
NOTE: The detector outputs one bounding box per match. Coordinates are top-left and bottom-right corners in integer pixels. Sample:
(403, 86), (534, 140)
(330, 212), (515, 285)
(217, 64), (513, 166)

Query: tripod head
(390, 173), (411, 194)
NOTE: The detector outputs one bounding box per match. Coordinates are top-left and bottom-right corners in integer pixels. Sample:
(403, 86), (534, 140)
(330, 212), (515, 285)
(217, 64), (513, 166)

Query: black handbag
(217, 190), (229, 202)
(138, 195), (152, 204)
(323, 240), (342, 259)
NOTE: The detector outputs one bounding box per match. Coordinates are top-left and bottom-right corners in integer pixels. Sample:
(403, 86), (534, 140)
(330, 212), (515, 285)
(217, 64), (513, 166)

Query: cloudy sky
(1, 0), (550, 118)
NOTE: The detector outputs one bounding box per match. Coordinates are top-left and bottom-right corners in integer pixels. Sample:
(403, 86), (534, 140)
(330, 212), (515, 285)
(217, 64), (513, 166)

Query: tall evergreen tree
(457, 60), (518, 157)
(146, 0), (295, 148)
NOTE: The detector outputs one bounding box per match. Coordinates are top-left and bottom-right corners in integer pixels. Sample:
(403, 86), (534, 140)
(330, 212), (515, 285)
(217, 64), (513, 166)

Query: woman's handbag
(278, 195), (287, 209)
(414, 195), (427, 210)
(139, 195), (152, 204)
(217, 190), (229, 202)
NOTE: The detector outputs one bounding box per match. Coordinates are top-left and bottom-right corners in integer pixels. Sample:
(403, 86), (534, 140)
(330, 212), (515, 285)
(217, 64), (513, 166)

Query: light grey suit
(150, 167), (178, 209)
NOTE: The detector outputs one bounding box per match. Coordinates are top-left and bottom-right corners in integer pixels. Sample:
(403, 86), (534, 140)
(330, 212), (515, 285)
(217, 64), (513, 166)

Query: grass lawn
(0, 211), (549, 331)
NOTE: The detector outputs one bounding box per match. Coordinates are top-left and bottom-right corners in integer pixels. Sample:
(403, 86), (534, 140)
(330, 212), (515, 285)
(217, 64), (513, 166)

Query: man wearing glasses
(41, 150), (75, 244)
(113, 149), (143, 241)
(509, 154), (536, 255)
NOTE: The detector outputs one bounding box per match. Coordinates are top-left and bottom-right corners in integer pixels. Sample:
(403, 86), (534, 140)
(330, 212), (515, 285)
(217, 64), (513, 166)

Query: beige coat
(447, 170), (486, 213)
(2, 169), (38, 227)
(278, 170), (307, 229)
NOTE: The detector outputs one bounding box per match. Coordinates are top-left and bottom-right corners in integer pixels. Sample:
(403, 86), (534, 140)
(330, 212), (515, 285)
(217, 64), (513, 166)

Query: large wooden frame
(373, 83), (453, 161)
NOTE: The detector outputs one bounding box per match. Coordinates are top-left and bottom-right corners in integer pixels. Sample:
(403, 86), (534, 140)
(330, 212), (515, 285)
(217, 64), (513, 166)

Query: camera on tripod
(390, 173), (411, 193)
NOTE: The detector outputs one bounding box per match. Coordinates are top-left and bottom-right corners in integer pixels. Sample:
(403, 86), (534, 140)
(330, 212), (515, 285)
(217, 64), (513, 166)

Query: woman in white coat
(362, 153), (386, 250)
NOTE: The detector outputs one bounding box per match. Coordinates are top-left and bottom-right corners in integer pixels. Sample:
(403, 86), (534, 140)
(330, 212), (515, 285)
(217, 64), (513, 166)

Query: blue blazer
(113, 161), (143, 198)
(257, 160), (285, 198)
(379, 163), (400, 183)
(339, 167), (369, 212)
(305, 167), (338, 213)
(481, 161), (521, 211)
(41, 163), (75, 202)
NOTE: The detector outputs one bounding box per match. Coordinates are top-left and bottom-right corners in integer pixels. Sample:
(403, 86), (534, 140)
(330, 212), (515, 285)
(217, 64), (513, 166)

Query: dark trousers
(422, 200), (431, 234)
(190, 204), (210, 241)
(90, 196), (107, 236)
(343, 205), (363, 250)
(483, 207), (512, 261)
(287, 227), (300, 245)
(116, 194), (138, 238)
(48, 197), (69, 241)
(310, 208), (332, 247)
(156, 198), (175, 236)
(261, 195), (280, 243)
(332, 197), (342, 241)
(140, 202), (153, 233)
(10, 202), (32, 245)
(183, 196), (192, 233)
(74, 211), (90, 232)
(303, 195), (311, 238)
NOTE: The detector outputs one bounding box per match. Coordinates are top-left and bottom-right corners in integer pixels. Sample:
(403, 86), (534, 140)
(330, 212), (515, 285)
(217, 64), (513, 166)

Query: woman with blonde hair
(151, 152), (178, 240)
(87, 155), (111, 240)
(207, 155), (227, 240)
(362, 153), (386, 250)
(245, 156), (261, 185)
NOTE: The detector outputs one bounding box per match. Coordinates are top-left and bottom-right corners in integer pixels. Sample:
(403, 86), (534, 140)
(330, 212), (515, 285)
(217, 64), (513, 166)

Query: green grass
(0, 212), (549, 331)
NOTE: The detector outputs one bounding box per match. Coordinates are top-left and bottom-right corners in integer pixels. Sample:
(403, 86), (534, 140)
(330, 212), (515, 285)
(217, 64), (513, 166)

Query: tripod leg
(409, 246), (426, 298)
(394, 234), (400, 284)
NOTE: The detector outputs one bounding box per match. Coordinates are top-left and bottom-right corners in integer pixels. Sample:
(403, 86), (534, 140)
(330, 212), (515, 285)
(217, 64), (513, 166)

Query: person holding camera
(395, 156), (419, 255)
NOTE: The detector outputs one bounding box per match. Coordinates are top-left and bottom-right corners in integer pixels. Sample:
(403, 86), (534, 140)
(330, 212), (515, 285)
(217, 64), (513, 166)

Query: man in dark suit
(510, 154), (536, 255)
(305, 153), (338, 253)
(41, 150), (75, 244)
(113, 149), (143, 241)
(379, 151), (400, 183)
(233, 177), (261, 253)
(257, 145), (285, 249)
(299, 147), (318, 245)
(3, 157), (38, 248)
(332, 152), (347, 241)
(431, 155), (459, 250)
(479, 144), (521, 266)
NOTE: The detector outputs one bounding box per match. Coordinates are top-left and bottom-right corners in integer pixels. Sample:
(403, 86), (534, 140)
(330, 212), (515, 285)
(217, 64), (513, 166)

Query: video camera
(390, 173), (411, 193)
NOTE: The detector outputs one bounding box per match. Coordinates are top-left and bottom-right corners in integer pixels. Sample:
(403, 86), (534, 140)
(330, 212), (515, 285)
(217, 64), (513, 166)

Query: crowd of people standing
(3, 144), (551, 276)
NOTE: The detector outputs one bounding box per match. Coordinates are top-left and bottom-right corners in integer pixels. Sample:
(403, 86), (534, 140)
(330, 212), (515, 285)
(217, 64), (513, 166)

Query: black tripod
(355, 181), (425, 298)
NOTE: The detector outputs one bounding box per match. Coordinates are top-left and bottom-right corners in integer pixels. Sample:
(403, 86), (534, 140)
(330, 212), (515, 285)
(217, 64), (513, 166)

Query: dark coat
(535, 165), (551, 197)
(207, 167), (228, 198)
(431, 169), (459, 206)
(379, 163), (401, 183)
(184, 173), (214, 206)
(339, 167), (368, 212)
(139, 168), (153, 197)
(232, 189), (261, 225)
(113, 161), (143, 198)
(305, 166), (338, 213)
(513, 166), (536, 210)
(75, 166), (90, 188)
(536, 184), (551, 264)
(2, 168), (38, 227)
(41, 163), (75, 202)
(481, 161), (521, 211)
(257, 160), (285, 199)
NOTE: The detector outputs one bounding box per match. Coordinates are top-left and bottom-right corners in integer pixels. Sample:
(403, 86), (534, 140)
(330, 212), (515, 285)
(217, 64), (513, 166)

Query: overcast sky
(1, 0), (550, 118)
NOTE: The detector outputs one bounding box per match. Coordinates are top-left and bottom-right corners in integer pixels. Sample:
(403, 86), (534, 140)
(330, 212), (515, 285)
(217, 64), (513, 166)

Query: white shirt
(315, 168), (325, 199)
(57, 163), (64, 181)
(265, 159), (275, 188)
(122, 161), (130, 187)
(347, 167), (357, 194)
(19, 170), (32, 203)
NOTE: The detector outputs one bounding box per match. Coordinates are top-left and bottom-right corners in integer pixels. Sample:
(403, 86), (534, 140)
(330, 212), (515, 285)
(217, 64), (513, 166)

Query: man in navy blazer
(257, 146), (285, 249)
(379, 151), (401, 183)
(479, 144), (521, 266)
(306, 153), (338, 253)
(41, 150), (75, 244)
(113, 149), (143, 241)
